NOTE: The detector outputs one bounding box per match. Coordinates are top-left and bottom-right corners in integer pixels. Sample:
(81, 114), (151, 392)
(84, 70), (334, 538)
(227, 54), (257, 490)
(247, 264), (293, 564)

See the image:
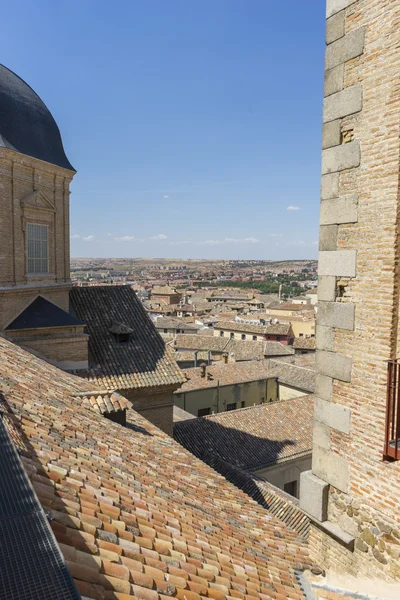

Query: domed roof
(0, 65), (74, 170)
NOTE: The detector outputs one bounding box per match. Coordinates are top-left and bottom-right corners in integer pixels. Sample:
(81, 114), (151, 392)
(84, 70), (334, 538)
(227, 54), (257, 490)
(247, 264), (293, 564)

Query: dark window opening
(226, 402), (237, 411)
(241, 334), (246, 340)
(198, 407), (211, 417)
(117, 333), (131, 344)
(253, 335), (257, 341)
(220, 331), (224, 337)
(105, 409), (127, 426)
(241, 401), (245, 408)
(284, 480), (298, 498)
(230, 332), (234, 339)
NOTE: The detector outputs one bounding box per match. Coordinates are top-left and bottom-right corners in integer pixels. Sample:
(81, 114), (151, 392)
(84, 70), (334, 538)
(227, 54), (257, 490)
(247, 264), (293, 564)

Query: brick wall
(122, 387), (176, 437)
(300, 0), (400, 581)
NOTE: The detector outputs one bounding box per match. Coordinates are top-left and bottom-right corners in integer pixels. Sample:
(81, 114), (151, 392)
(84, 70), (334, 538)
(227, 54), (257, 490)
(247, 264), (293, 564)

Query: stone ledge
(315, 520), (355, 551)
(299, 471), (329, 522)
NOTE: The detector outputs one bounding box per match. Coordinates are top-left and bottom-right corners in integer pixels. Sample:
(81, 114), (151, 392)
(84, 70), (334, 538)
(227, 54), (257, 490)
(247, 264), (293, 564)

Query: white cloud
(199, 237), (259, 246)
(269, 233), (283, 237)
(71, 234), (95, 241)
(114, 236), (135, 242)
(164, 195), (169, 199)
(151, 233), (168, 240)
(287, 206), (301, 211)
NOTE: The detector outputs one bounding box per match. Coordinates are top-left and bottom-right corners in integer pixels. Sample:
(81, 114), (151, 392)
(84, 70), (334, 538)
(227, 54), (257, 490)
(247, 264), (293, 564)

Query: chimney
(200, 364), (206, 378)
(223, 353), (228, 364)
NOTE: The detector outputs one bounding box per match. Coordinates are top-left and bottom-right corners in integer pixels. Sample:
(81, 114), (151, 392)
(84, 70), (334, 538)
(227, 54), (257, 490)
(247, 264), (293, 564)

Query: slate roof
(176, 360), (276, 393)
(293, 338), (316, 350)
(5, 296), (84, 331)
(69, 286), (184, 390)
(215, 321), (293, 336)
(174, 396), (313, 471)
(0, 64), (74, 170)
(0, 336), (314, 598)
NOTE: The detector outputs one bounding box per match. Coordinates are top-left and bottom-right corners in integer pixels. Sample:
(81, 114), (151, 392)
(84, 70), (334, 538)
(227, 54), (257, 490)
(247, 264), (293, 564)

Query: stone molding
(318, 301), (355, 331)
(325, 27), (366, 70)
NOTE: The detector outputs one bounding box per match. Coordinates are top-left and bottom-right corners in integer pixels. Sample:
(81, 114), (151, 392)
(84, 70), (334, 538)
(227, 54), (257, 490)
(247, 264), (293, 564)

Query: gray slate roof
(0, 64), (74, 170)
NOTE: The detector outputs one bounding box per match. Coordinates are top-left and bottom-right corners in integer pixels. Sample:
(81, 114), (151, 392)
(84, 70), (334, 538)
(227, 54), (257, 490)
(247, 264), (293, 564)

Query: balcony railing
(384, 360), (400, 460)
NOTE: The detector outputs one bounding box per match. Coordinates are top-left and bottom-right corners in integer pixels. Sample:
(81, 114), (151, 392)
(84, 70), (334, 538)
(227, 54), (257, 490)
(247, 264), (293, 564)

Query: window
(284, 480), (298, 498)
(198, 407), (211, 417)
(230, 332), (234, 339)
(164, 329), (168, 333)
(220, 331), (224, 337)
(226, 402), (237, 411)
(241, 334), (246, 340)
(27, 223), (48, 274)
(252, 335), (257, 341)
(241, 401), (245, 408)
(117, 333), (131, 344)
(299, 333), (304, 337)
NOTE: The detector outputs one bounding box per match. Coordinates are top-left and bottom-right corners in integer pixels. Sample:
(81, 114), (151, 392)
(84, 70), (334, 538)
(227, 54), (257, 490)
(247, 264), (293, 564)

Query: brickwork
(302, 0), (400, 581)
(121, 387), (176, 436)
(15, 334), (88, 367)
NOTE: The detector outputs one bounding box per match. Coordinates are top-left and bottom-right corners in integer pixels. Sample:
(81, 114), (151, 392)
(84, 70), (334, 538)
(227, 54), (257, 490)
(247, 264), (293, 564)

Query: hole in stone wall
(341, 128), (354, 144)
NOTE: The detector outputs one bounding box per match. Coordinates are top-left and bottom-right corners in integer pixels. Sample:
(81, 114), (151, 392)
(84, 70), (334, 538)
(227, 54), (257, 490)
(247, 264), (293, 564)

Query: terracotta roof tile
(0, 336), (316, 598)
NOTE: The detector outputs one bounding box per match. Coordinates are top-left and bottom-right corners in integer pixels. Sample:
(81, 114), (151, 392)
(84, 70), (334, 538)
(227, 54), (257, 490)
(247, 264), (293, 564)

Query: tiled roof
(72, 391), (129, 415)
(174, 334), (229, 352)
(154, 317), (199, 331)
(268, 360), (315, 393)
(151, 286), (179, 295)
(174, 335), (294, 360)
(174, 351), (211, 363)
(176, 360), (276, 393)
(174, 396), (313, 471)
(70, 286), (184, 390)
(0, 336), (314, 598)
(215, 321), (293, 336)
(293, 338), (316, 350)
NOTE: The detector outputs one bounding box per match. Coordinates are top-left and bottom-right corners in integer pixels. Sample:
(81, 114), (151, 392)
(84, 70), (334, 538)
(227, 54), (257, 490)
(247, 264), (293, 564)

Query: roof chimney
(200, 364), (206, 378)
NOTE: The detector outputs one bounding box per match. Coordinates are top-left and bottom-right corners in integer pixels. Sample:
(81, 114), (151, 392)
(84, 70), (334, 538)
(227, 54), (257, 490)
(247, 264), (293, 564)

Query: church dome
(0, 65), (74, 170)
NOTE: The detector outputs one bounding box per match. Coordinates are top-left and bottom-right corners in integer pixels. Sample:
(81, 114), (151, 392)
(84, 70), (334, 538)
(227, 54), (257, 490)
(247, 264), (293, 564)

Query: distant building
(214, 320), (295, 344)
(174, 395), (313, 498)
(150, 285), (181, 305)
(154, 316), (199, 336)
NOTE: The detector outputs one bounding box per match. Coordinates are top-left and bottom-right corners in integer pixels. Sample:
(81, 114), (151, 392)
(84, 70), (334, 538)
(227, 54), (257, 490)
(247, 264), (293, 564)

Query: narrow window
(220, 331), (224, 337)
(226, 402), (237, 411)
(241, 401), (245, 408)
(284, 480), (298, 498)
(252, 335), (257, 341)
(241, 334), (246, 340)
(230, 332), (234, 339)
(27, 223), (48, 274)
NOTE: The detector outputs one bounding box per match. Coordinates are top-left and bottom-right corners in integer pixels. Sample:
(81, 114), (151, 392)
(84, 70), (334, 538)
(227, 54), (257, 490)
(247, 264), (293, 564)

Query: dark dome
(0, 65), (74, 170)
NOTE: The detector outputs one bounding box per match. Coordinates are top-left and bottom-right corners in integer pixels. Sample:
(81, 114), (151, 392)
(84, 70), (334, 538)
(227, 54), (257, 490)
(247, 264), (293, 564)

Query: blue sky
(2, 1), (325, 260)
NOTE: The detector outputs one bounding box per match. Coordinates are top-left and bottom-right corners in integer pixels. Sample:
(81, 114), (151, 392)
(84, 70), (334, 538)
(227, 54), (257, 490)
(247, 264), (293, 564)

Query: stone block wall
(301, 0), (400, 580)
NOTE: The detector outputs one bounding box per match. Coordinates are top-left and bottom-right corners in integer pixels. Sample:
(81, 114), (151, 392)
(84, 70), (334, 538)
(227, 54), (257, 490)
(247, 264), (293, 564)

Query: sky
(2, 1), (325, 261)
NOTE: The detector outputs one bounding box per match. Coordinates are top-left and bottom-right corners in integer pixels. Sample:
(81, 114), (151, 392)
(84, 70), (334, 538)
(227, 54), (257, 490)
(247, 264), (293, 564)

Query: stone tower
(300, 0), (400, 582)
(0, 65), (88, 369)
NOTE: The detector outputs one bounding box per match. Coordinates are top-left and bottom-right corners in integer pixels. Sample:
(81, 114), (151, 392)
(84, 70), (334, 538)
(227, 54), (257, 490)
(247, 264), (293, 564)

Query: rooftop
(0, 64), (74, 170)
(174, 396), (313, 471)
(176, 360), (276, 392)
(0, 335), (314, 598)
(293, 338), (316, 350)
(70, 285), (184, 390)
(215, 321), (293, 336)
